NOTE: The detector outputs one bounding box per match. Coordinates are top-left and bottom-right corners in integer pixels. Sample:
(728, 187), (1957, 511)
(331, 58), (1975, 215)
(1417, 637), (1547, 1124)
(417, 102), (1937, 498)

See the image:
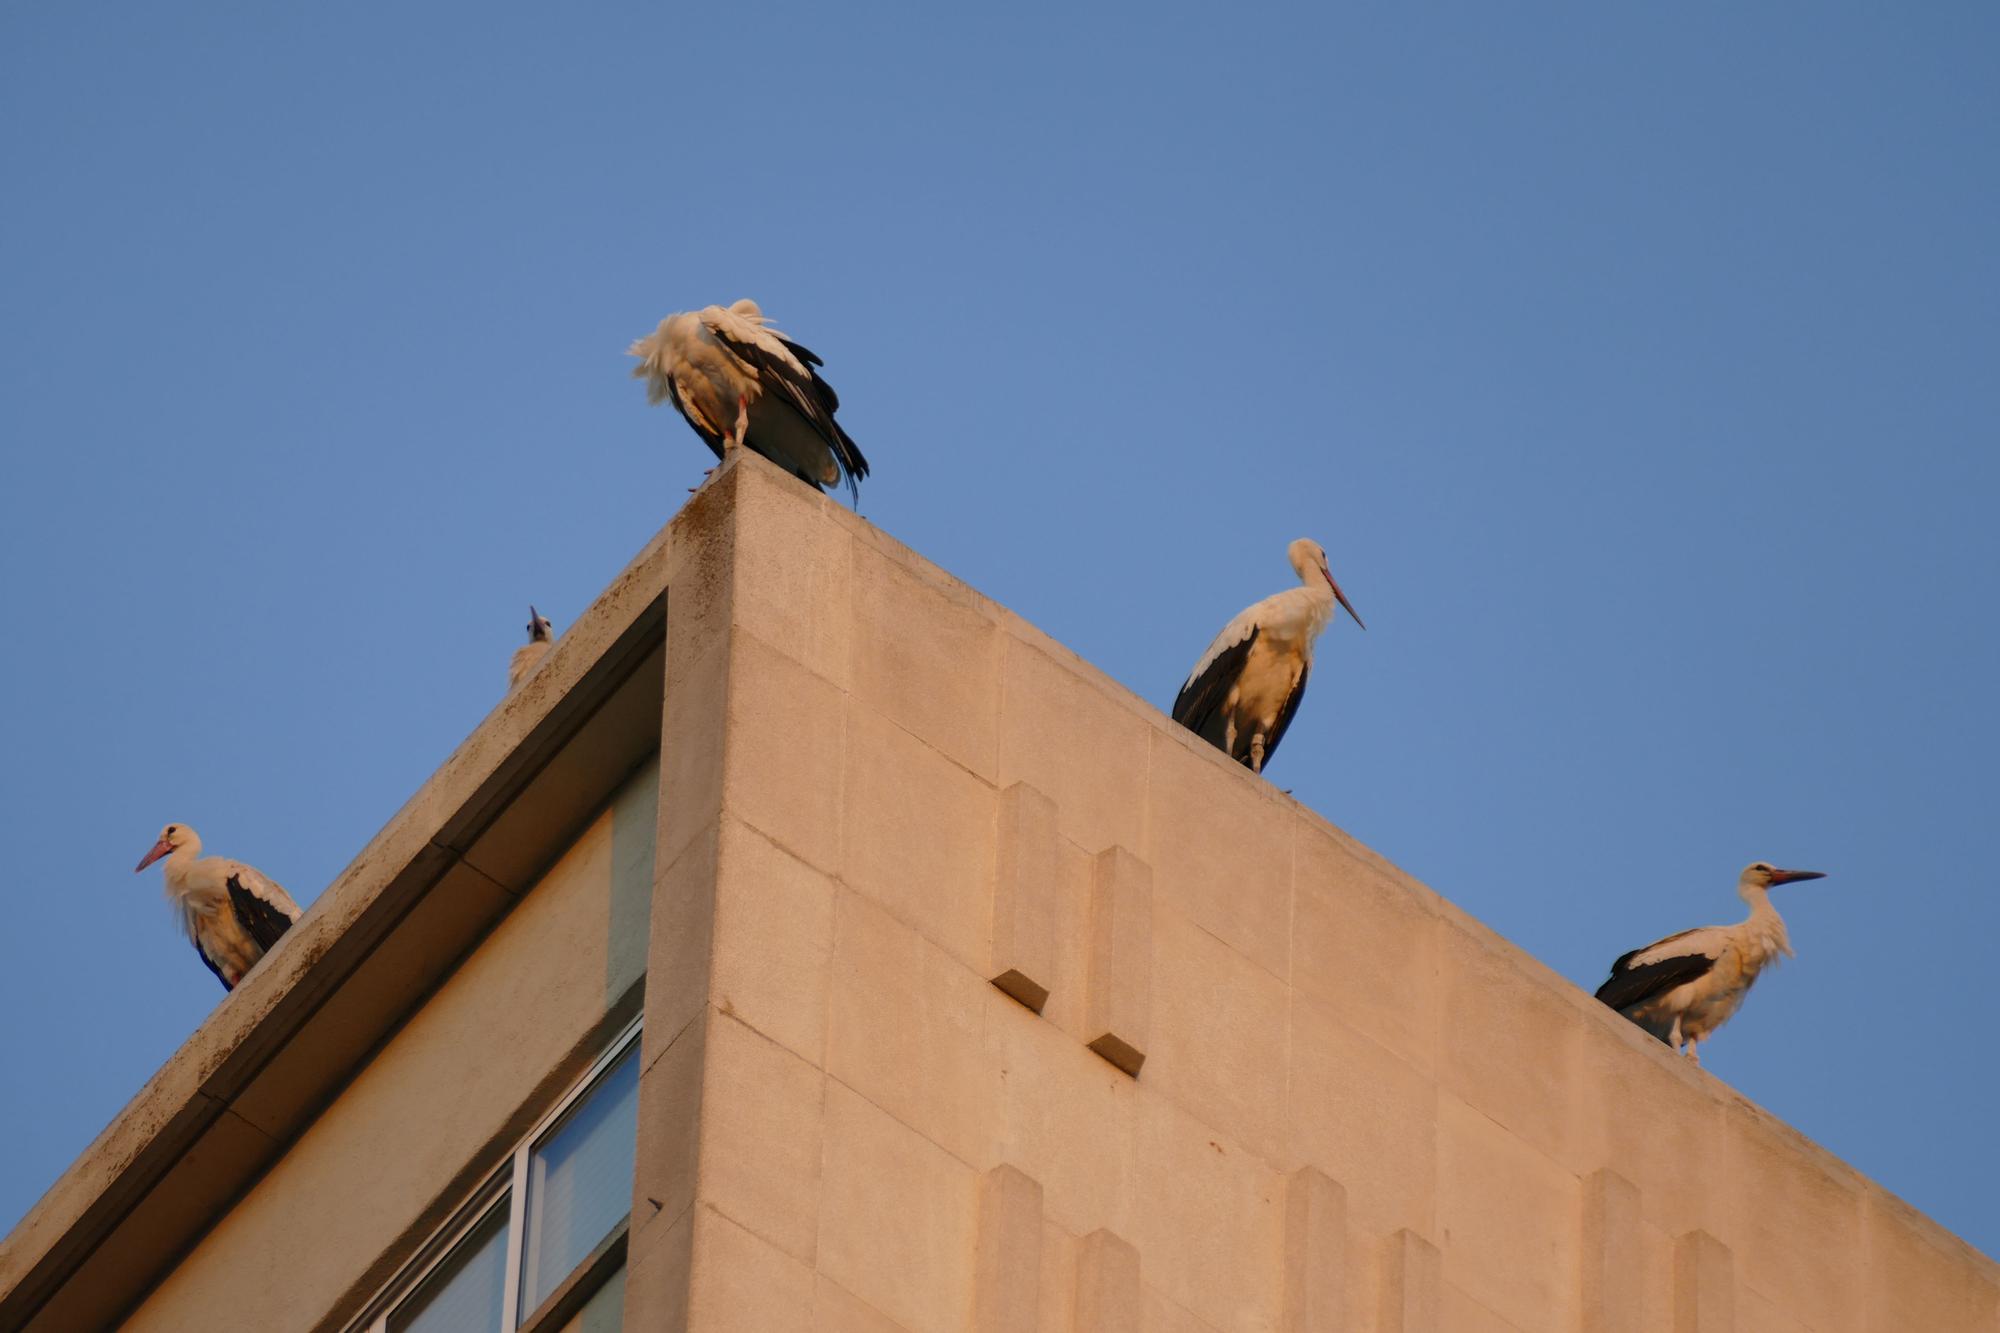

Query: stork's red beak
(1769, 868), (1826, 886)
(135, 840), (172, 872)
(1323, 567), (1365, 630)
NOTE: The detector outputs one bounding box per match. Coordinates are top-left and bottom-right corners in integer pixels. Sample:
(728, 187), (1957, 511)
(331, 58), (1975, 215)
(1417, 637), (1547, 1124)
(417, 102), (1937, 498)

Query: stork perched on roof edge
(1171, 537), (1364, 775)
(136, 823), (301, 991)
(1594, 861), (1826, 1063)
(628, 299), (869, 500)
(509, 605), (554, 691)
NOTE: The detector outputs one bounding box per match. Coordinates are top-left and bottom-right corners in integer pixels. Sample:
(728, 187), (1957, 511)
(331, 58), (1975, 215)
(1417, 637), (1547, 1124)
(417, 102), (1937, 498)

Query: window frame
(349, 1016), (644, 1333)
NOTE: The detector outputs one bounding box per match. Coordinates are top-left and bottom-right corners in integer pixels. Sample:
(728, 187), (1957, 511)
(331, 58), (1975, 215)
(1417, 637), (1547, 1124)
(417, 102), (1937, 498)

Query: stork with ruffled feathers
(628, 299), (869, 499)
(135, 823), (301, 991)
(1594, 861), (1827, 1063)
(1171, 537), (1365, 775)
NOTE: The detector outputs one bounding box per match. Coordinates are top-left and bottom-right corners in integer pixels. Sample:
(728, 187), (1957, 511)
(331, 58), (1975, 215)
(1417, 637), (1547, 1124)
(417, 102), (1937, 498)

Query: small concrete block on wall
(1581, 1167), (1645, 1333)
(971, 1164), (1044, 1333)
(1674, 1229), (1733, 1333)
(1281, 1167), (1347, 1333)
(1084, 846), (1153, 1076)
(1074, 1228), (1142, 1333)
(1380, 1229), (1442, 1333)
(989, 781), (1059, 1013)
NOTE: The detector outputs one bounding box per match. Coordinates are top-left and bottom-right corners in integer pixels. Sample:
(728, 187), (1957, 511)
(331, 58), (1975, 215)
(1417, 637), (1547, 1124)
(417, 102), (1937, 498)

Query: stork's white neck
(1306, 576), (1339, 629)
(162, 836), (204, 885)
(1737, 887), (1793, 961)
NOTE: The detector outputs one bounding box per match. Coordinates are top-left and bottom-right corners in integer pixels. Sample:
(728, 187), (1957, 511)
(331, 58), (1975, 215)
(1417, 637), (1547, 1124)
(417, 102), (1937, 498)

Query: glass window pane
(389, 1198), (509, 1333)
(518, 1045), (640, 1317)
(557, 1263), (625, 1333)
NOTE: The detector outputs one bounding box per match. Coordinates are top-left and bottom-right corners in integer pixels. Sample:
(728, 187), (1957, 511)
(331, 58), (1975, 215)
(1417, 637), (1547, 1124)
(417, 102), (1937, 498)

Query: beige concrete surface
(634, 455), (1999, 1332)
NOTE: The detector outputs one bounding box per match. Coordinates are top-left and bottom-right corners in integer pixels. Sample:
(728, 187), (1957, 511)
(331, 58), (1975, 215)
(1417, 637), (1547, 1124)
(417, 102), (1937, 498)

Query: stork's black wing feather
(1172, 627), (1258, 754)
(193, 938), (230, 991)
(227, 874), (297, 954)
(1593, 949), (1715, 1012)
(1259, 661), (1311, 771)
(712, 328), (869, 497)
(1604, 927), (1702, 977)
(779, 336), (826, 372)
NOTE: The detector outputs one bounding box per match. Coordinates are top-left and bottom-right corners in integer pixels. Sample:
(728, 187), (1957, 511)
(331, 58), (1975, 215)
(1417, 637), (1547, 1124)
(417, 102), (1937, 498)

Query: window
(519, 1040), (640, 1313)
(388, 1201), (509, 1333)
(354, 1022), (641, 1333)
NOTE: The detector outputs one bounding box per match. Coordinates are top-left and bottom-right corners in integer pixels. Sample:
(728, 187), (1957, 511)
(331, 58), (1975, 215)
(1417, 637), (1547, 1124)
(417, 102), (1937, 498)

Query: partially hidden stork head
(1287, 537), (1365, 631)
(526, 606), (554, 644)
(1739, 861), (1826, 896)
(136, 822), (198, 872)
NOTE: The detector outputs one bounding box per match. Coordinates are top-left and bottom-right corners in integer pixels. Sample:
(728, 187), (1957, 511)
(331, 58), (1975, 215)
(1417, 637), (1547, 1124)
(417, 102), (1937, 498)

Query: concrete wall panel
(815, 1083), (977, 1333)
(840, 699), (998, 973)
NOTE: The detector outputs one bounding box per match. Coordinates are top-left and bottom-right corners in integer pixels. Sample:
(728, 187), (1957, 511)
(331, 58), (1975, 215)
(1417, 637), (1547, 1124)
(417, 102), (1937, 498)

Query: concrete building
(1, 454), (1994, 1332)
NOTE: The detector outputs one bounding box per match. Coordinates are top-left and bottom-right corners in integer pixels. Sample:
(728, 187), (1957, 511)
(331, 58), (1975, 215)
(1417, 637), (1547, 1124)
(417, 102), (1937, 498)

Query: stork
(135, 824), (301, 991)
(509, 605), (554, 691)
(1593, 862), (1827, 1063)
(629, 299), (869, 499)
(1171, 538), (1364, 774)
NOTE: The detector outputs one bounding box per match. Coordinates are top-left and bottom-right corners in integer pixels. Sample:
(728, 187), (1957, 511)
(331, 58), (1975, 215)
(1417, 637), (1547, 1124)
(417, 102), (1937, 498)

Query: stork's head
(526, 606), (554, 644)
(135, 823), (198, 872)
(1738, 861), (1826, 895)
(1287, 537), (1365, 630)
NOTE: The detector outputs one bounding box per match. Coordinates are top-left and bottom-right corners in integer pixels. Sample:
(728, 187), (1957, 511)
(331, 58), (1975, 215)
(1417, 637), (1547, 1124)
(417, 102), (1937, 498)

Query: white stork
(1171, 537), (1365, 774)
(628, 299), (869, 499)
(135, 823), (301, 991)
(1594, 862), (1827, 1063)
(509, 605), (554, 691)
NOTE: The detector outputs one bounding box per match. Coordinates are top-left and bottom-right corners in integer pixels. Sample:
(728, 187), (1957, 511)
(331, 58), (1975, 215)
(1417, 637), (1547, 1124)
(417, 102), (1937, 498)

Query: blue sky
(3, 3), (1996, 1257)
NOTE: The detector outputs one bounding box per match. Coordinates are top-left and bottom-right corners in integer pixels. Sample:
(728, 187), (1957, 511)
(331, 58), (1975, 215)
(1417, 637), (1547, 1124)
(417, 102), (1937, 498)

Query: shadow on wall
(608, 756), (661, 1008)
